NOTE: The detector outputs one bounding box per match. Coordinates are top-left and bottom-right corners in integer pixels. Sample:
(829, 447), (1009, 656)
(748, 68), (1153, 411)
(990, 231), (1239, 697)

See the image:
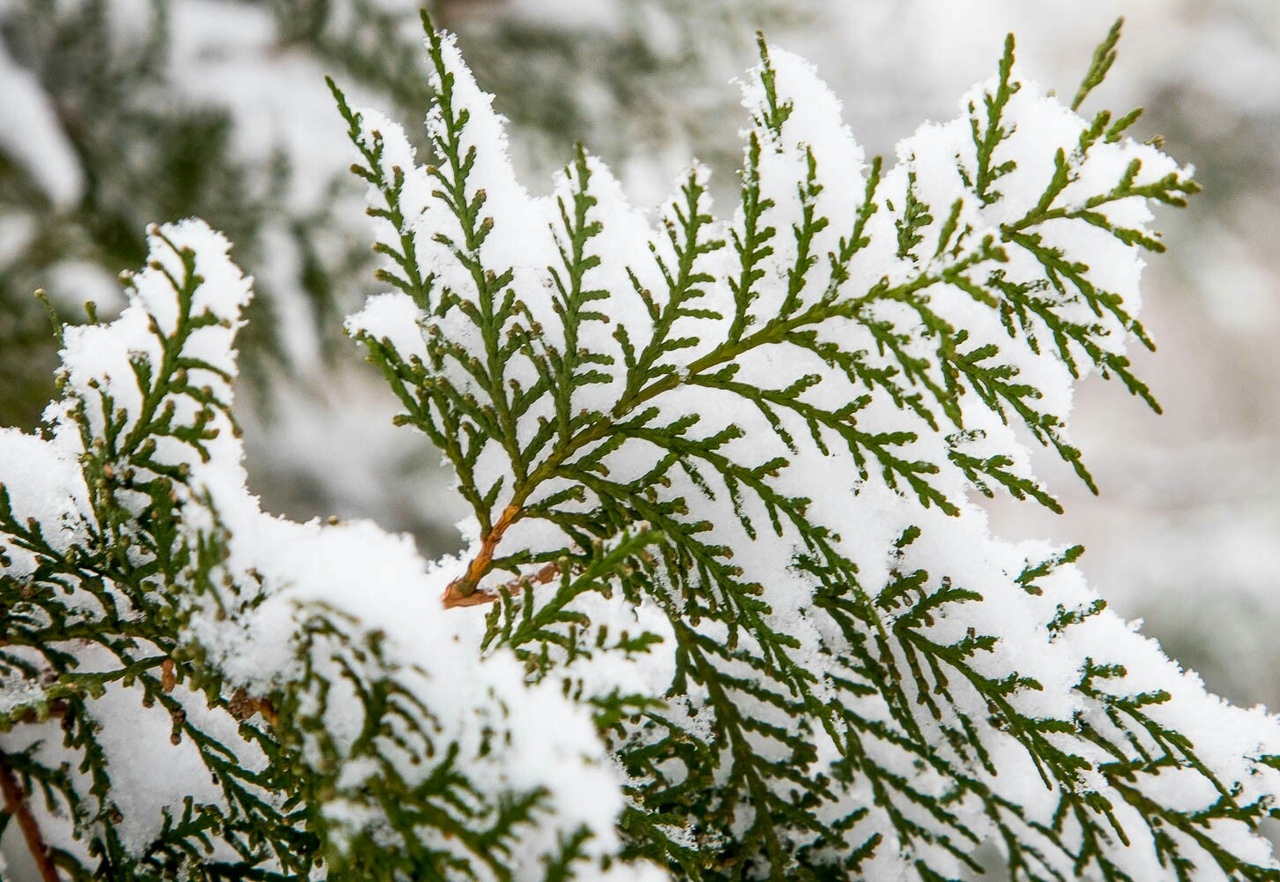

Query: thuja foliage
(0, 0), (797, 432)
(4, 13), (1280, 882)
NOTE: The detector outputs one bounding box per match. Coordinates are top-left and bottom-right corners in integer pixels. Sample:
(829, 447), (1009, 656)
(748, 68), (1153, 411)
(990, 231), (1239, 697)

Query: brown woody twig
(442, 503), (521, 608)
(443, 558), (563, 610)
(0, 750), (61, 882)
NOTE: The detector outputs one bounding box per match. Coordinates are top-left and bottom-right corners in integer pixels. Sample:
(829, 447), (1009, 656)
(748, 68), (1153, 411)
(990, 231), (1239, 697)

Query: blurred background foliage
(2, 0), (1279, 710)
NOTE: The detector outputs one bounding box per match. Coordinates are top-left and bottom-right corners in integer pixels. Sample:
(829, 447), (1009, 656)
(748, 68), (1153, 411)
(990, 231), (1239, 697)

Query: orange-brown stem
(442, 503), (521, 608)
(443, 557), (563, 610)
(0, 750), (61, 882)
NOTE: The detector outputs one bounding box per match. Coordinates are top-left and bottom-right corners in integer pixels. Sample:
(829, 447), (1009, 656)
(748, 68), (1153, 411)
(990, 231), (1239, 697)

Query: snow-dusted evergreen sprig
(4, 12), (1280, 882)
(0, 222), (650, 880)
(0, 226), (285, 878)
(338, 15), (1280, 881)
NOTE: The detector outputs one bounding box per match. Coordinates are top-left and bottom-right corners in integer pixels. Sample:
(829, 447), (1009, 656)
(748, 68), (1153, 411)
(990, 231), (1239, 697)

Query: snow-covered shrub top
(3, 14), (1279, 882)
(0, 220), (644, 880)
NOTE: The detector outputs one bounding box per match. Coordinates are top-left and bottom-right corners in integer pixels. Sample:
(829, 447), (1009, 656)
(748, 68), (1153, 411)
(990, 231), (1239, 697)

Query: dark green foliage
(0, 233), (302, 879)
(4, 11), (1277, 882)
(334, 15), (1280, 882)
(0, 226), (599, 880)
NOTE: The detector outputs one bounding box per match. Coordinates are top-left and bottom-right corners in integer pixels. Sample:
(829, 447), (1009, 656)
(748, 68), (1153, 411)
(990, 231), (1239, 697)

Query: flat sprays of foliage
(5, 13), (1280, 882)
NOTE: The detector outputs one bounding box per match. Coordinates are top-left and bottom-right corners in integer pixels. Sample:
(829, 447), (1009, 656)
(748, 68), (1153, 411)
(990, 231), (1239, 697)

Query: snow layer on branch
(0, 218), (649, 878)
(6, 18), (1278, 881)
(340, 28), (1280, 880)
(0, 430), (89, 574)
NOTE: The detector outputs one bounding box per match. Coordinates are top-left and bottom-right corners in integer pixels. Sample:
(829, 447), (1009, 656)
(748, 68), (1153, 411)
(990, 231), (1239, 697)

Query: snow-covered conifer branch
(4, 12), (1279, 882)
(0, 221), (646, 879)
(338, 14), (1280, 881)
